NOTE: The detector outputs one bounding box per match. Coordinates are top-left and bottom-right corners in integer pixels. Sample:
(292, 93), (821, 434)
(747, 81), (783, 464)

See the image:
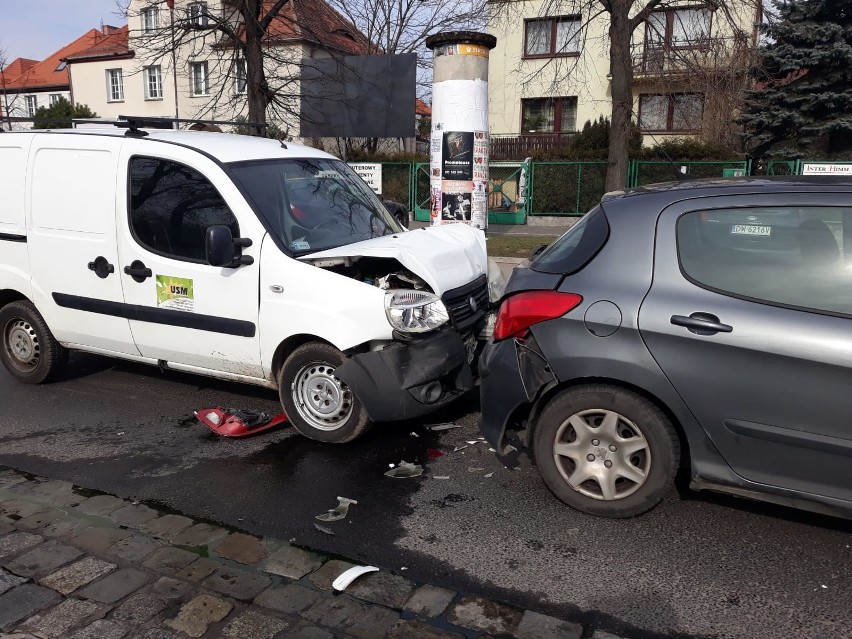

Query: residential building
(487, 0), (762, 153)
(65, 0), (371, 139)
(0, 27), (123, 129)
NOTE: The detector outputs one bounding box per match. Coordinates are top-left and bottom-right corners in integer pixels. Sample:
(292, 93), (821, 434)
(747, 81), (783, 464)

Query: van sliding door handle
(124, 260), (152, 283)
(671, 313), (732, 335)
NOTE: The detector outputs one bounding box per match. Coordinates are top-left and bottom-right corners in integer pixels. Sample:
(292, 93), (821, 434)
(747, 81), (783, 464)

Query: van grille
(442, 275), (489, 332)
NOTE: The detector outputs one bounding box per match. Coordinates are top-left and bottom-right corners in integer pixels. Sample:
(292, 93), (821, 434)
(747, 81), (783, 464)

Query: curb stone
(0, 465), (632, 639)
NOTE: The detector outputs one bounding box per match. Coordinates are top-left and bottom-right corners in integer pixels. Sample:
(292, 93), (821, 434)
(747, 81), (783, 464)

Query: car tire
(278, 342), (371, 443)
(533, 384), (680, 518)
(0, 300), (67, 384)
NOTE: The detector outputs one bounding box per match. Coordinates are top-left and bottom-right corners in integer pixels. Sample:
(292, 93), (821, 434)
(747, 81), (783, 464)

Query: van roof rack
(116, 115), (269, 138)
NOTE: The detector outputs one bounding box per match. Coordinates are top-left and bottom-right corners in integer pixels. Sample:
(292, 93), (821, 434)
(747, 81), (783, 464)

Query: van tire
(279, 342), (371, 443)
(0, 301), (67, 384)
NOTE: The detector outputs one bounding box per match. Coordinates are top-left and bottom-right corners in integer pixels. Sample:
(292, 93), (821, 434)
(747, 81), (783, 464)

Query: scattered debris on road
(385, 461), (425, 478)
(313, 523), (336, 536)
(332, 565), (380, 591)
(426, 423), (461, 431)
(315, 496), (358, 522)
(195, 407), (287, 437)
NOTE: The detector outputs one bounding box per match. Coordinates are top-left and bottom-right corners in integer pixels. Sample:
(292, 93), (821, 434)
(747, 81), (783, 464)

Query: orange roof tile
(1, 27), (121, 91)
(262, 0), (372, 55)
(1, 58), (39, 83)
(65, 25), (131, 63)
(416, 99), (431, 117)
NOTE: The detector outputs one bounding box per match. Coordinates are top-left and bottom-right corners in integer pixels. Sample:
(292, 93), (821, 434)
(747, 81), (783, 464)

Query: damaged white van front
(0, 128), (492, 443)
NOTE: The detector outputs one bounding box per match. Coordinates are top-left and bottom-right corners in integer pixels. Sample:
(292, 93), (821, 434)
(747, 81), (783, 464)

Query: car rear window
(678, 207), (852, 316)
(531, 206), (609, 275)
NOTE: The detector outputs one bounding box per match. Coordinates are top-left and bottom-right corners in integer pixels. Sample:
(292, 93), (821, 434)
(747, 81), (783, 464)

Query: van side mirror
(206, 225), (237, 267)
(206, 225), (255, 268)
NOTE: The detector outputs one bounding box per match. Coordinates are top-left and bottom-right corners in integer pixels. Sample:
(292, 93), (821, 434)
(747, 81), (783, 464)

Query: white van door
(27, 136), (138, 355)
(114, 144), (265, 378)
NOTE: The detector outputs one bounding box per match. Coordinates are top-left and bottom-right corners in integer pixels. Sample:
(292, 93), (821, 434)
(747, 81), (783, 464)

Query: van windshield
(229, 158), (404, 254)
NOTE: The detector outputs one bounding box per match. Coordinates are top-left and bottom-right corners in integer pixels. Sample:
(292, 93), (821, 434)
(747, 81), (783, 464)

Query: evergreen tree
(32, 97), (97, 129)
(742, 0), (852, 159)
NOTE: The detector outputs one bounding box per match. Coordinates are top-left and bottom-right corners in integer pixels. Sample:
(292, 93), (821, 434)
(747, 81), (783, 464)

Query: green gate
(529, 162), (608, 216)
(629, 160), (750, 187)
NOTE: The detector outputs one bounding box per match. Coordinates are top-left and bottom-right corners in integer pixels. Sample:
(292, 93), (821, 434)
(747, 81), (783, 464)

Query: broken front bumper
(335, 329), (474, 423)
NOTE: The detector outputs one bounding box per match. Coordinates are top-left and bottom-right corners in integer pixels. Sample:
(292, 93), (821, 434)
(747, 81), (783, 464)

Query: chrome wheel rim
(4, 318), (40, 373)
(291, 361), (353, 432)
(552, 409), (651, 501)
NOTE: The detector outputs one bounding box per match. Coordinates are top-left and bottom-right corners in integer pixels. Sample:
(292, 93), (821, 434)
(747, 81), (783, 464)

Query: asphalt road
(1, 353), (850, 639)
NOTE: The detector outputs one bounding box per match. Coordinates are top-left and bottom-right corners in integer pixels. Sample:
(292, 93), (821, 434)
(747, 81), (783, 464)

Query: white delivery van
(0, 126), (493, 443)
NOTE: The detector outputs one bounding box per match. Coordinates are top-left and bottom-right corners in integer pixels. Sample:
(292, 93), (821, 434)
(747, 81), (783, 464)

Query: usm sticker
(156, 275), (194, 312)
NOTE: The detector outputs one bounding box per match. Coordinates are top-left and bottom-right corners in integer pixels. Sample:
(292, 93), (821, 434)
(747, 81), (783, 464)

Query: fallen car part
(385, 461), (424, 478)
(426, 423), (461, 431)
(315, 497), (358, 522)
(427, 448), (444, 458)
(314, 523), (336, 536)
(195, 407), (287, 438)
(332, 565), (380, 592)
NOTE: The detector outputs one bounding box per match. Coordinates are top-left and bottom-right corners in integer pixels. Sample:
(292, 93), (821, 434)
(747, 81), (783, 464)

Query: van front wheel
(0, 301), (67, 384)
(278, 342), (371, 443)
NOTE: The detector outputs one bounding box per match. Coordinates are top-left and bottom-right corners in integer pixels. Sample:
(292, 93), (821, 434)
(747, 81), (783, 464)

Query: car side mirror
(206, 225), (236, 267)
(530, 243), (549, 261)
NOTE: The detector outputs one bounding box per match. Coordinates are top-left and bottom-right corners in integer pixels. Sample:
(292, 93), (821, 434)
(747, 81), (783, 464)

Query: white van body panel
(259, 234), (391, 378)
(0, 135), (34, 301)
(26, 135), (139, 354)
(299, 224), (488, 295)
(114, 140), (267, 377)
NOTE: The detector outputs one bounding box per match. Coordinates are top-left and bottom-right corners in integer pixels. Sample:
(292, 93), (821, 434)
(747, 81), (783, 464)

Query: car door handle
(124, 260), (153, 283)
(671, 313), (733, 336)
(87, 256), (114, 279)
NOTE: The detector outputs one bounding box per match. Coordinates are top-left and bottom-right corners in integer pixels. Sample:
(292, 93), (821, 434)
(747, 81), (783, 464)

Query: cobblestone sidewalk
(0, 467), (624, 639)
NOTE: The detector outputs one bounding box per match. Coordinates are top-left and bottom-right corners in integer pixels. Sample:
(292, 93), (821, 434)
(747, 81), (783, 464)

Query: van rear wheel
(278, 342), (371, 443)
(0, 301), (67, 384)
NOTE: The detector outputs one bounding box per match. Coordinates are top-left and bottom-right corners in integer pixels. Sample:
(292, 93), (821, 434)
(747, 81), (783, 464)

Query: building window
(524, 17), (581, 57)
(144, 65), (163, 100)
(188, 2), (209, 27)
(639, 93), (704, 132)
(521, 97), (578, 133)
(141, 6), (160, 32)
(235, 59), (247, 95)
(646, 8), (712, 49)
(25, 96), (38, 117)
(49, 94), (62, 106)
(190, 61), (209, 96)
(107, 69), (124, 102)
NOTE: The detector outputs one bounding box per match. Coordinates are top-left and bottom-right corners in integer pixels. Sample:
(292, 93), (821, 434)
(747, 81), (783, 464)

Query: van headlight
(385, 290), (449, 333)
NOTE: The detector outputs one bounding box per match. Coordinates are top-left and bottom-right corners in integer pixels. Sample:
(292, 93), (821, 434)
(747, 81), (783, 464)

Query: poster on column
(442, 132), (474, 180)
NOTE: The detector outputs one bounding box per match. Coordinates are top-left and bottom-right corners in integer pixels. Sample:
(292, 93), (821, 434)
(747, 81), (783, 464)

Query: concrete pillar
(426, 31), (497, 230)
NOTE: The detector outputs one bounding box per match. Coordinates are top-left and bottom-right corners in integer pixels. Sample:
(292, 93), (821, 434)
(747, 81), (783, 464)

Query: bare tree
(491, 0), (762, 190)
(123, 0), (371, 132)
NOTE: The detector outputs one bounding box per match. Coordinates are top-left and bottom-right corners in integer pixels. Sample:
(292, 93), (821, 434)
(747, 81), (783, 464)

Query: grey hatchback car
(479, 177), (852, 519)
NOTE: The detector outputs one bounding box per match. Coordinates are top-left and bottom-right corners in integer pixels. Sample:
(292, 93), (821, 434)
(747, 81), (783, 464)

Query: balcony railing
(633, 37), (751, 77)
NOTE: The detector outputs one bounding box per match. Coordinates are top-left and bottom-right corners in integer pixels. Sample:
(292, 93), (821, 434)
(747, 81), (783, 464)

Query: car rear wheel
(278, 342), (371, 443)
(534, 384), (680, 518)
(0, 300), (67, 384)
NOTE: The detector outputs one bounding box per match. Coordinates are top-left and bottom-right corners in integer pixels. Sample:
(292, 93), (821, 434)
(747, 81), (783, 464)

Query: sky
(1, 0), (125, 63)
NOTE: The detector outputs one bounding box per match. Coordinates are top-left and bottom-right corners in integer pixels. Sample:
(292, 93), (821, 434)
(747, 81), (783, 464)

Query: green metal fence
(377, 162), (415, 210)
(629, 160), (750, 187)
(529, 162), (609, 216)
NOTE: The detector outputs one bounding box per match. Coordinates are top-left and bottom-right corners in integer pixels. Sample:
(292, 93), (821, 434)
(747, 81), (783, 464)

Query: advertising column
(426, 31), (497, 230)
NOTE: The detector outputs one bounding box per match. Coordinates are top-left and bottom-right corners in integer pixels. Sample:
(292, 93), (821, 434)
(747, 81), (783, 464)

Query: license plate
(731, 224), (771, 236)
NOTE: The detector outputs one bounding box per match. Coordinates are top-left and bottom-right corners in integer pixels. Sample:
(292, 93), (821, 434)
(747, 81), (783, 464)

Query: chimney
(102, 25), (120, 35)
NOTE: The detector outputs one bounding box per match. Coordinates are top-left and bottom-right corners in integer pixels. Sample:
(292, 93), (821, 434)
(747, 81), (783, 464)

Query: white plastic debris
(433, 475), (451, 480)
(332, 565), (380, 591)
(385, 461), (424, 478)
(313, 523), (335, 536)
(484, 472), (494, 478)
(465, 440), (480, 445)
(426, 423), (461, 431)
(315, 497), (358, 522)
(468, 467), (485, 473)
(410, 431), (420, 438)
(453, 445), (469, 452)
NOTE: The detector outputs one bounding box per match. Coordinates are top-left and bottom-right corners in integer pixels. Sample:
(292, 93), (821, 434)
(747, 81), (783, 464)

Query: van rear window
(531, 206), (609, 275)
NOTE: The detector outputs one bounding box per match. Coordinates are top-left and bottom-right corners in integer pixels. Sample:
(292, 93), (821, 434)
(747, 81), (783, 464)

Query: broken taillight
(493, 290), (583, 342)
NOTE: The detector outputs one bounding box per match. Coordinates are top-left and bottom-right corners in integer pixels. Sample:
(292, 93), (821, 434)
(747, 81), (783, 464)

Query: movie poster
(441, 131), (474, 180)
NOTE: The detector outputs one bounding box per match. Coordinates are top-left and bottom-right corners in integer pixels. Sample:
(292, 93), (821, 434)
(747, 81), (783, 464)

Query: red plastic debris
(426, 448), (444, 459)
(194, 407), (287, 438)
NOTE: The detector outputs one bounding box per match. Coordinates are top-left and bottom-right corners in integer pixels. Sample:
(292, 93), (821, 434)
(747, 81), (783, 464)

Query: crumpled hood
(299, 224), (488, 295)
